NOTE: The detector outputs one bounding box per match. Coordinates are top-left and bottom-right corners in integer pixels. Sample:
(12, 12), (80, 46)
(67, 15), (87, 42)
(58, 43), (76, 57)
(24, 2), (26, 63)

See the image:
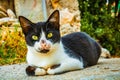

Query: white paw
(47, 68), (55, 75)
(35, 68), (46, 76)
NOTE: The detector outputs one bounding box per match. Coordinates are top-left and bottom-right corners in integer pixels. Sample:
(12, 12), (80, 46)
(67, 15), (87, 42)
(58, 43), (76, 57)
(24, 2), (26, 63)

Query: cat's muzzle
(35, 48), (50, 53)
(37, 40), (51, 53)
(40, 49), (50, 53)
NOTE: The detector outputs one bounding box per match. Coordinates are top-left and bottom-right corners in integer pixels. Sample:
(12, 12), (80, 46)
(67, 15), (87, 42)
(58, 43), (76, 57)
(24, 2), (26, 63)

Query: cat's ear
(19, 16), (32, 35)
(47, 10), (60, 30)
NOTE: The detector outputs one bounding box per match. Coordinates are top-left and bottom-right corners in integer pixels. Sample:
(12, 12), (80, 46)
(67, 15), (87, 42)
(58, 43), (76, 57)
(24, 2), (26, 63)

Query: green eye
(32, 35), (38, 40)
(47, 32), (53, 38)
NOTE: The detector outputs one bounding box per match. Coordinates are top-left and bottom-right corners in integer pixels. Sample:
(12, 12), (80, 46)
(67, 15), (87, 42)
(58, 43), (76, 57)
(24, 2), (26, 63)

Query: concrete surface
(0, 58), (120, 80)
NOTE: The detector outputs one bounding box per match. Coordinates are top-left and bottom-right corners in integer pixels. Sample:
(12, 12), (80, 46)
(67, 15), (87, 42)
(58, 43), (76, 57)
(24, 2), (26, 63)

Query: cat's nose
(41, 39), (45, 43)
(39, 39), (51, 53)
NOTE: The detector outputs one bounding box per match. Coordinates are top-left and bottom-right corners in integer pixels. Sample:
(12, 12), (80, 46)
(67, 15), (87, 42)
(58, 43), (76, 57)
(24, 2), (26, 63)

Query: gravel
(0, 58), (120, 80)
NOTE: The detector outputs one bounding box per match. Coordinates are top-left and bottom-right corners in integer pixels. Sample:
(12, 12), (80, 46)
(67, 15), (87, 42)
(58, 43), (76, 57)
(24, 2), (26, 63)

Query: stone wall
(46, 0), (81, 36)
(15, 0), (44, 22)
(0, 0), (81, 36)
(0, 0), (15, 18)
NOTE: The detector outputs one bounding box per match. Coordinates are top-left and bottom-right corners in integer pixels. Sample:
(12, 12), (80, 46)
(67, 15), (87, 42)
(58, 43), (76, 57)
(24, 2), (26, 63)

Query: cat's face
(19, 10), (60, 54)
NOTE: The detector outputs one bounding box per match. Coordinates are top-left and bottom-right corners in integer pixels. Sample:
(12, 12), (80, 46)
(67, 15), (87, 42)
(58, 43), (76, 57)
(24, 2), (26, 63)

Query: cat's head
(19, 10), (60, 54)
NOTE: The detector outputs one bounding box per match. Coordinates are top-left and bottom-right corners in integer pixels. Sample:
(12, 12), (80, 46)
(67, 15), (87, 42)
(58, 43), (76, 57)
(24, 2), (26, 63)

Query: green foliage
(0, 26), (27, 65)
(78, 0), (120, 56)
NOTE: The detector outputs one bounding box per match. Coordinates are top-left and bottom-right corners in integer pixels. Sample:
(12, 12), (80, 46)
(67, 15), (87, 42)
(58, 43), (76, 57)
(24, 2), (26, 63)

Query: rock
(0, 8), (17, 26)
(7, 9), (16, 18)
(59, 8), (80, 36)
(46, 0), (80, 36)
(0, 6), (7, 18)
(60, 23), (79, 36)
(0, 11), (7, 18)
(50, 0), (61, 9)
(59, 0), (79, 11)
(101, 48), (111, 58)
(60, 8), (74, 25)
(0, 17), (18, 26)
(14, 0), (45, 22)
(0, 0), (15, 14)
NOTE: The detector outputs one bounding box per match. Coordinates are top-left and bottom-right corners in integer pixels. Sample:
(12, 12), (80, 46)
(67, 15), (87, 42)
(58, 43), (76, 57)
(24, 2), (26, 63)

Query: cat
(19, 10), (101, 76)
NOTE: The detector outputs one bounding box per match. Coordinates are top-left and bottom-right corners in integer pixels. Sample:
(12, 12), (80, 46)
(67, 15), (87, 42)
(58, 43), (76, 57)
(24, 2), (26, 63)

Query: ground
(0, 58), (120, 80)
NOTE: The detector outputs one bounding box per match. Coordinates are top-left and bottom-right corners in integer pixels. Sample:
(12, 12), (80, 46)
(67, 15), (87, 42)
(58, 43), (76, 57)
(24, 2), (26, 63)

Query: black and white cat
(19, 10), (101, 76)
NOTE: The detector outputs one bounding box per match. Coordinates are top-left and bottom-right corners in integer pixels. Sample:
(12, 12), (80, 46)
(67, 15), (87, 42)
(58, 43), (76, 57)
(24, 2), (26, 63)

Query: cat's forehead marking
(40, 29), (46, 40)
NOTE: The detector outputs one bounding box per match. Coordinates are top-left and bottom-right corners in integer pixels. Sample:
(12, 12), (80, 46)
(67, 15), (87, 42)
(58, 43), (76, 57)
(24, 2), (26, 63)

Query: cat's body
(19, 10), (101, 76)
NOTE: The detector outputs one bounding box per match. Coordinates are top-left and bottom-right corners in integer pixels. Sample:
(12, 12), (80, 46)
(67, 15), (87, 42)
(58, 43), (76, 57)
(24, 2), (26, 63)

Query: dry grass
(0, 25), (27, 65)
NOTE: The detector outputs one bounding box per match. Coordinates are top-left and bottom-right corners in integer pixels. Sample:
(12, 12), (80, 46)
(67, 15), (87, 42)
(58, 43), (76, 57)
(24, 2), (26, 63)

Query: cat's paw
(47, 68), (55, 75)
(26, 66), (46, 76)
(26, 66), (36, 76)
(35, 68), (47, 76)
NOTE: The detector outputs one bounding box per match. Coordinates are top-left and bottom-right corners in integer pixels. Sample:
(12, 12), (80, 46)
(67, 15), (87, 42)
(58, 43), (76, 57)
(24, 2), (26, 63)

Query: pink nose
(40, 40), (51, 50)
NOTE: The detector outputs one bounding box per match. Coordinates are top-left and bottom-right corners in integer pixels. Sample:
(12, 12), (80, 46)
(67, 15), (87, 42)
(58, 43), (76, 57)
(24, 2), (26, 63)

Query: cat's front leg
(47, 59), (83, 75)
(26, 66), (47, 76)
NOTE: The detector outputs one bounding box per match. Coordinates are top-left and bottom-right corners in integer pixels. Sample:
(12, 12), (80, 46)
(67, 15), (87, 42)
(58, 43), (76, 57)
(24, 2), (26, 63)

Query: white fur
(35, 68), (46, 75)
(26, 31), (84, 75)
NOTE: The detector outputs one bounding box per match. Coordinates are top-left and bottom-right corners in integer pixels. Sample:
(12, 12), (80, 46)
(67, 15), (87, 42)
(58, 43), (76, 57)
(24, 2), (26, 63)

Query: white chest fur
(26, 42), (84, 75)
(26, 43), (70, 69)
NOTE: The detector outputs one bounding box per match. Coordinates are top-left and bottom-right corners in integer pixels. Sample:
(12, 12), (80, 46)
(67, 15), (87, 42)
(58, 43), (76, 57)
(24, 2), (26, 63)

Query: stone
(14, 0), (45, 22)
(0, 17), (18, 26)
(0, 11), (7, 18)
(101, 48), (111, 58)
(46, 0), (80, 36)
(7, 9), (16, 18)
(60, 8), (74, 25)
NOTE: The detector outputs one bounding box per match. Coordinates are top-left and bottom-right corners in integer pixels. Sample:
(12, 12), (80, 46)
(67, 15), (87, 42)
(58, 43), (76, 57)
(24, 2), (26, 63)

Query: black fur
(62, 32), (101, 67)
(26, 66), (36, 76)
(19, 20), (60, 47)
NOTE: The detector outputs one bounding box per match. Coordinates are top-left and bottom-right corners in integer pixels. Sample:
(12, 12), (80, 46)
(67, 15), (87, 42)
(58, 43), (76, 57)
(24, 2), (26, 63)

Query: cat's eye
(47, 32), (53, 38)
(32, 35), (38, 40)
